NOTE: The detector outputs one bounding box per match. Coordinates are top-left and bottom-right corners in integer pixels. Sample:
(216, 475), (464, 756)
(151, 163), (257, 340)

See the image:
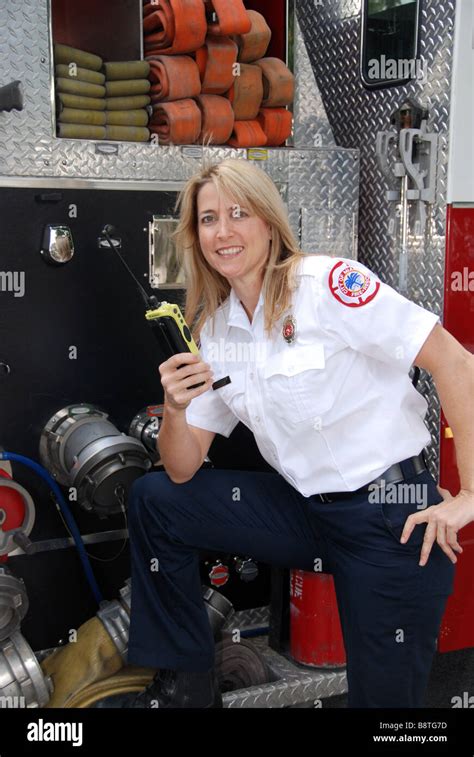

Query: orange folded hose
(194, 35), (238, 94)
(233, 10), (271, 63)
(143, 4), (156, 18)
(257, 107), (292, 146)
(148, 56), (201, 102)
(144, 0), (207, 55)
(144, 10), (162, 34)
(254, 57), (295, 107)
(195, 94), (234, 144)
(149, 99), (202, 144)
(226, 63), (263, 120)
(204, 0), (251, 36)
(227, 120), (267, 147)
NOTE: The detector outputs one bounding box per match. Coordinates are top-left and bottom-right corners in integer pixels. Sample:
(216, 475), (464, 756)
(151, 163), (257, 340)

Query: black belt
(316, 452), (427, 503)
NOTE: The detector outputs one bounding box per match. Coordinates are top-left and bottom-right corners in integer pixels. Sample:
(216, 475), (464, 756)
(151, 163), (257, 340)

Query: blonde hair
(172, 157), (306, 341)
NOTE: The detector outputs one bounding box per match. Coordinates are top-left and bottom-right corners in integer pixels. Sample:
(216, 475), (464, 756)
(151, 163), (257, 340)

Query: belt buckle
(413, 451), (427, 475)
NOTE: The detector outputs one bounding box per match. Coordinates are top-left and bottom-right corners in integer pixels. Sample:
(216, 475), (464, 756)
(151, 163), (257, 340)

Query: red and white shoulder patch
(328, 261), (380, 307)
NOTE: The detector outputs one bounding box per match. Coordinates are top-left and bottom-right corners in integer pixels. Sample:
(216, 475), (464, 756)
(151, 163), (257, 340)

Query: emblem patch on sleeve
(328, 261), (380, 307)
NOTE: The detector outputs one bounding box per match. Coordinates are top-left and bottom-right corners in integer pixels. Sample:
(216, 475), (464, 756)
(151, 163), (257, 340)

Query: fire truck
(0, 0), (472, 711)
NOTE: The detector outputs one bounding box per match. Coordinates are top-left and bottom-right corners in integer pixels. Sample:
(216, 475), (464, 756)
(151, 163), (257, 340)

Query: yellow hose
(64, 667), (155, 709)
(41, 616), (124, 707)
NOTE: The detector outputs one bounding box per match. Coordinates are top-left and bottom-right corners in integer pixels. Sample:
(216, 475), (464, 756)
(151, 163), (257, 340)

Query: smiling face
(196, 181), (272, 288)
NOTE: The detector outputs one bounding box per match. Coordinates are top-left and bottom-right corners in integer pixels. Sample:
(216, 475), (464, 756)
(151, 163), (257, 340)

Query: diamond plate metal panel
(221, 606), (347, 707)
(293, 17), (336, 148)
(0, 0), (359, 255)
(288, 149), (359, 257)
(222, 636), (347, 708)
(0, 1), (53, 176)
(0, 0), (249, 182)
(296, 0), (456, 477)
(222, 605), (270, 629)
(0, 0), (359, 256)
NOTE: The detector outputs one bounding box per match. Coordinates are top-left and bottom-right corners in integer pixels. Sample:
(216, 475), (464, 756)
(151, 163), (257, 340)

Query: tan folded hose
(105, 109), (149, 126)
(40, 617), (123, 707)
(106, 95), (151, 110)
(148, 55), (201, 102)
(54, 43), (103, 71)
(58, 124), (106, 139)
(149, 99), (202, 144)
(144, 0), (207, 55)
(227, 119), (267, 147)
(226, 63), (263, 120)
(194, 35), (238, 94)
(233, 10), (271, 63)
(66, 667), (156, 709)
(105, 80), (151, 98)
(257, 107), (293, 146)
(104, 61), (151, 80)
(195, 94), (235, 144)
(105, 126), (150, 142)
(58, 108), (107, 126)
(55, 65), (105, 85)
(56, 78), (106, 99)
(205, 0), (251, 36)
(254, 57), (295, 107)
(57, 93), (106, 111)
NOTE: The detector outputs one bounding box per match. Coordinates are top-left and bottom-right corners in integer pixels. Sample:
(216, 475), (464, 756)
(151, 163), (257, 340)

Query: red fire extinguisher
(289, 569), (346, 667)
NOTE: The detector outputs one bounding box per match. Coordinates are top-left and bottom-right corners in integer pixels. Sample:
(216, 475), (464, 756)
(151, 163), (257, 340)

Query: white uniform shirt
(185, 254), (440, 497)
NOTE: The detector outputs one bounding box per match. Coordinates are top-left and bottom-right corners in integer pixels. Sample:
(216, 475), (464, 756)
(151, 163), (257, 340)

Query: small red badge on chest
(282, 315), (297, 343)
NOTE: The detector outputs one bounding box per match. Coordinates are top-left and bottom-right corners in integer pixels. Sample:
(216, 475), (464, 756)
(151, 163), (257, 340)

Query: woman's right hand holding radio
(159, 352), (214, 410)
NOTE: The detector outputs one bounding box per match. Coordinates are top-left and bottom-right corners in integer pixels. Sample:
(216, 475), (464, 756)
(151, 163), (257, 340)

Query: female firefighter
(95, 158), (474, 709)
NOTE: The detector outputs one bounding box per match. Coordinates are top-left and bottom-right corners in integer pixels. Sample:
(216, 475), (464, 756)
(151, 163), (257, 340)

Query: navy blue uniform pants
(127, 464), (455, 708)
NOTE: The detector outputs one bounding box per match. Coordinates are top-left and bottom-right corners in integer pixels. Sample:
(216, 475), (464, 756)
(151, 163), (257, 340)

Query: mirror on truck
(149, 217), (185, 290)
(360, 0), (422, 89)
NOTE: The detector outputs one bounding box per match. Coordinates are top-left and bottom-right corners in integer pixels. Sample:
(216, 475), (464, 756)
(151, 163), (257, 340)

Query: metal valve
(233, 556), (259, 582)
(207, 561), (229, 587)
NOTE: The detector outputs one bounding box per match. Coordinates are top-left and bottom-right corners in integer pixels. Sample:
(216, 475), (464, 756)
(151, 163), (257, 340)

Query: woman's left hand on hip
(400, 486), (474, 566)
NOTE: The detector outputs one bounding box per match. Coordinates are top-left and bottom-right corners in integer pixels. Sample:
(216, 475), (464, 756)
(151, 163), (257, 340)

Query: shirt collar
(226, 286), (264, 334)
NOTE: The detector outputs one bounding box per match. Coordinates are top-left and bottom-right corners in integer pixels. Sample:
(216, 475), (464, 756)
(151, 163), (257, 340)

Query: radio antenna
(98, 224), (159, 309)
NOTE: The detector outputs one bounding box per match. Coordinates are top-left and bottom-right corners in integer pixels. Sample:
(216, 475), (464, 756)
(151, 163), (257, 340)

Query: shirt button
(255, 416), (260, 423)
(249, 372), (254, 379)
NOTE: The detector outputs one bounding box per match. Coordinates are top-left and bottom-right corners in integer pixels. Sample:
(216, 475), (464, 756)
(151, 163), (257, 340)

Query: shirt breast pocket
(263, 344), (332, 423)
(213, 364), (245, 415)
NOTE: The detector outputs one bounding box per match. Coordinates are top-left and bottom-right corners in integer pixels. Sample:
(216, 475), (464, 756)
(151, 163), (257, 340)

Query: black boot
(91, 667), (223, 708)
